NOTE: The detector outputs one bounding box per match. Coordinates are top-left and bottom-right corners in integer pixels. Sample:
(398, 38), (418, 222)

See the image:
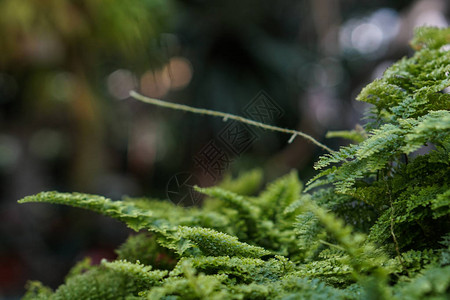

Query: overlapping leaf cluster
(310, 26), (450, 255)
(20, 27), (449, 299)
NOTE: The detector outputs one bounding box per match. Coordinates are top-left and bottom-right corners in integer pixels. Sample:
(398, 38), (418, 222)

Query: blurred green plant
(0, 0), (173, 190)
(0, 0), (170, 67)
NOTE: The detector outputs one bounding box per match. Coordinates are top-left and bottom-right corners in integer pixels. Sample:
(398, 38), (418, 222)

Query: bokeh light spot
(166, 57), (193, 90)
(415, 10), (448, 28)
(140, 69), (171, 98)
(351, 23), (383, 54)
(107, 69), (137, 100)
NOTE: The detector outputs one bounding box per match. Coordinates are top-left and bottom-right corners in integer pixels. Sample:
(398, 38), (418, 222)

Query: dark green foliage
(22, 282), (52, 300)
(116, 233), (177, 270)
(28, 263), (162, 299)
(393, 265), (450, 299)
(19, 27), (449, 299)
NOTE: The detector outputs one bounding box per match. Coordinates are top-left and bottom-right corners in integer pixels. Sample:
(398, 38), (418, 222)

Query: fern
(309, 27), (450, 255)
(19, 27), (450, 299)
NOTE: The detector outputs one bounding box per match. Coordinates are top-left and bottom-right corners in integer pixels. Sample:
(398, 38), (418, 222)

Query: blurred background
(0, 0), (448, 298)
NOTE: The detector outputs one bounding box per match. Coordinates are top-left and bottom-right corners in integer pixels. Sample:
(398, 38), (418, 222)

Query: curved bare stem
(129, 91), (334, 153)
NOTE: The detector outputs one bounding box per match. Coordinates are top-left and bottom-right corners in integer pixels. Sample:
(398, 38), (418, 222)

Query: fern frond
(51, 266), (146, 299)
(145, 262), (230, 299)
(258, 170), (302, 219)
(218, 169), (263, 196)
(402, 110), (450, 153)
(171, 255), (291, 284)
(101, 259), (167, 289)
(22, 281), (53, 300)
(18, 192), (173, 232)
(410, 26), (450, 50)
(314, 145), (358, 170)
(432, 190), (450, 219)
(326, 128), (367, 144)
(272, 276), (349, 299)
(196, 186), (260, 219)
(393, 265), (450, 299)
(294, 196), (389, 281)
(177, 226), (271, 258)
(116, 233), (177, 269)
